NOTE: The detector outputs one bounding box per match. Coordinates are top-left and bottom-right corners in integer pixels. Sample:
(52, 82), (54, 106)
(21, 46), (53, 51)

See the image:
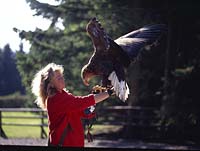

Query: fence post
(0, 111), (7, 138)
(40, 111), (47, 139)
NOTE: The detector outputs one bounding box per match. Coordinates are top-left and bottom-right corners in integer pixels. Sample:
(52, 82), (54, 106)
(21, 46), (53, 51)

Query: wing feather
(115, 24), (166, 60)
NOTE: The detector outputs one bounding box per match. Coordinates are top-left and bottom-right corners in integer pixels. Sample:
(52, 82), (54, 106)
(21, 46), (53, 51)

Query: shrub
(0, 92), (31, 108)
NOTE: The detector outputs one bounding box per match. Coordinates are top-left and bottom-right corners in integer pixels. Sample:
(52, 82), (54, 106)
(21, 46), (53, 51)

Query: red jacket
(47, 90), (95, 147)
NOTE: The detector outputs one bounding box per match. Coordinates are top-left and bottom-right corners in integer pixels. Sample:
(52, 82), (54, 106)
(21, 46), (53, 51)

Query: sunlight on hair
(31, 63), (64, 109)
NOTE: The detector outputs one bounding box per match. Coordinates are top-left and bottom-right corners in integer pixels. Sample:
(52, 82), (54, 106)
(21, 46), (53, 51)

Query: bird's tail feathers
(108, 71), (130, 102)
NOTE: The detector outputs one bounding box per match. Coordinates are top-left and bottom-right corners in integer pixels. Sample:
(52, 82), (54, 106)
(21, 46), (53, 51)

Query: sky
(0, 0), (60, 52)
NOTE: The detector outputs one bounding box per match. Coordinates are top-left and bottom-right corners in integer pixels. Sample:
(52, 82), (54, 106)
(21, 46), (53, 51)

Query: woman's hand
(94, 91), (109, 103)
(92, 85), (115, 103)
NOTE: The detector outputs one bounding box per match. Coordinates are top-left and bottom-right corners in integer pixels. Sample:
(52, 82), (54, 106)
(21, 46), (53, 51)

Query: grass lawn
(2, 112), (48, 138)
(1, 112), (121, 138)
(2, 126), (48, 138)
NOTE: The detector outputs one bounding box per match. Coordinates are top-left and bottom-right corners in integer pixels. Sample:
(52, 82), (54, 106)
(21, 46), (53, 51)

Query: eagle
(81, 18), (166, 102)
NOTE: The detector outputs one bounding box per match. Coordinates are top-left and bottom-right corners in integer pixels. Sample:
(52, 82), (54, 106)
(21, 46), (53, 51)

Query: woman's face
(51, 71), (65, 92)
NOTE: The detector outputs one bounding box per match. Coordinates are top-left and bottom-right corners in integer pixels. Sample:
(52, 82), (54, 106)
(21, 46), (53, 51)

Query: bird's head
(86, 17), (110, 51)
(81, 65), (98, 86)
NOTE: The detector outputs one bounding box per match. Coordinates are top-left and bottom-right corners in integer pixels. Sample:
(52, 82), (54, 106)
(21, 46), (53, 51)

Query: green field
(1, 112), (48, 138)
(1, 112), (121, 138)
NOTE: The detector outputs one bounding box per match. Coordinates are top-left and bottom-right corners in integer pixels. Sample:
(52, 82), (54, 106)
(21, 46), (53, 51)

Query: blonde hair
(31, 63), (64, 109)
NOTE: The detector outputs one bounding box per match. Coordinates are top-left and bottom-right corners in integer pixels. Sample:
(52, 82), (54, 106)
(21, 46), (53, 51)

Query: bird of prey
(81, 18), (166, 102)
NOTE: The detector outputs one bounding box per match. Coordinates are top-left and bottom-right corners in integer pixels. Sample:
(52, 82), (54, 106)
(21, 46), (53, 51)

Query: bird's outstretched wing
(114, 24), (166, 60)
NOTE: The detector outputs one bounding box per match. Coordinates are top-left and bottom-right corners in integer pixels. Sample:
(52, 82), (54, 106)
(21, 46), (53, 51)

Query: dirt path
(0, 138), (199, 150)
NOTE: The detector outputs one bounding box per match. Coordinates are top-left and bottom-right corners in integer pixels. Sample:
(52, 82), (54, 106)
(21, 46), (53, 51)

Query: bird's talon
(92, 85), (107, 94)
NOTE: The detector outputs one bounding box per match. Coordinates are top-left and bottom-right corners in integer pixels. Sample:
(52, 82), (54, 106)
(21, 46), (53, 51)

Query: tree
(0, 44), (25, 95)
(160, 1), (200, 140)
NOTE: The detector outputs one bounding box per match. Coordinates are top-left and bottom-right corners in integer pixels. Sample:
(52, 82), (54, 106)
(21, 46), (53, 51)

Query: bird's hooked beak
(83, 78), (90, 86)
(82, 72), (96, 86)
(81, 66), (95, 86)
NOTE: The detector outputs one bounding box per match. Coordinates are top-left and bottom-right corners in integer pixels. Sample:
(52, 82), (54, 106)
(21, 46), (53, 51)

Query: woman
(31, 63), (113, 147)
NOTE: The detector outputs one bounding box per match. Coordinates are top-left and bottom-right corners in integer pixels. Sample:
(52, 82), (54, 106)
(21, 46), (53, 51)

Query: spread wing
(114, 24), (166, 60)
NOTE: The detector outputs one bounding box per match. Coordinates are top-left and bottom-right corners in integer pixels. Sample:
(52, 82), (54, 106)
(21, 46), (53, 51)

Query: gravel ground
(0, 138), (200, 150)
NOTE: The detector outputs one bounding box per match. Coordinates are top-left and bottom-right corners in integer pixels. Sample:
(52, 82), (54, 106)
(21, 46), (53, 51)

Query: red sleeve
(66, 92), (96, 113)
(48, 91), (96, 114)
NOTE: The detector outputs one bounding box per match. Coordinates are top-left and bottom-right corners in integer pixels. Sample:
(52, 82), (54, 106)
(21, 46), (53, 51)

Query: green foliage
(0, 92), (31, 108)
(16, 0), (144, 98)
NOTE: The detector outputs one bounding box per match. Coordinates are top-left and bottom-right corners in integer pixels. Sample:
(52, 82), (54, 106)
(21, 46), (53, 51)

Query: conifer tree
(0, 44), (25, 95)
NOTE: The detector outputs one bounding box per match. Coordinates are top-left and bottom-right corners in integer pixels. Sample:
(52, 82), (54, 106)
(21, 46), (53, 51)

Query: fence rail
(0, 108), (47, 139)
(0, 106), (159, 139)
(96, 106), (159, 127)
